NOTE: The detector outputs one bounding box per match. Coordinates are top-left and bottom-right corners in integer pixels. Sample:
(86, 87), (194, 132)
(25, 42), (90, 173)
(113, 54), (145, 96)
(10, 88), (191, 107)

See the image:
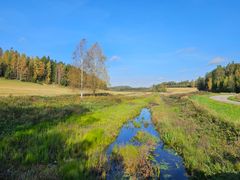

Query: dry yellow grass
(0, 79), (81, 96)
(0, 79), (152, 97)
(0, 79), (196, 97)
(105, 90), (153, 97)
(165, 87), (198, 95)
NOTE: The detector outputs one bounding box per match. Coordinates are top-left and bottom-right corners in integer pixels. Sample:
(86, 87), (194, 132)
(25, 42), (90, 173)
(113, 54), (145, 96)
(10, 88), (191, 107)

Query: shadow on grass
(0, 128), (105, 179)
(0, 104), (90, 137)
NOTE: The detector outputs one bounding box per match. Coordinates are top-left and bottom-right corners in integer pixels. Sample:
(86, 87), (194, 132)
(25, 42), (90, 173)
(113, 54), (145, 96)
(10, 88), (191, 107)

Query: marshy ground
(0, 91), (239, 179)
(106, 108), (187, 179)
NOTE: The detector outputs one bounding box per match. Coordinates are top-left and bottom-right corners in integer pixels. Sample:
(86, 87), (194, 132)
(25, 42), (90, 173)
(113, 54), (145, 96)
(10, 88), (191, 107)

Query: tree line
(0, 39), (109, 94)
(159, 80), (195, 88)
(152, 80), (195, 92)
(196, 62), (240, 93)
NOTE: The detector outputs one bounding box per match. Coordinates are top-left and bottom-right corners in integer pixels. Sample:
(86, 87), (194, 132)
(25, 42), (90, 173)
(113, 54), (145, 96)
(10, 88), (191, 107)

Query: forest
(0, 40), (108, 94)
(156, 80), (195, 88)
(196, 62), (240, 93)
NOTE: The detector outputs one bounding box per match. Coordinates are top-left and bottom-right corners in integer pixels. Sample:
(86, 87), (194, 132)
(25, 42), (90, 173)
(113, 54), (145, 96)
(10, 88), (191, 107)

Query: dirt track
(210, 95), (240, 105)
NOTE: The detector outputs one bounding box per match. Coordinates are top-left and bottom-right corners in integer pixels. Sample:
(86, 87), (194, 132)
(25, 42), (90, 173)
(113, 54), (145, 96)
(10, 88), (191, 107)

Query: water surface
(106, 108), (188, 179)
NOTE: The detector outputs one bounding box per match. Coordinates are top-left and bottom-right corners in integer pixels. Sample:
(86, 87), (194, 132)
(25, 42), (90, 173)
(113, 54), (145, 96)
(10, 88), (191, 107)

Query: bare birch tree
(72, 39), (87, 98)
(87, 43), (109, 95)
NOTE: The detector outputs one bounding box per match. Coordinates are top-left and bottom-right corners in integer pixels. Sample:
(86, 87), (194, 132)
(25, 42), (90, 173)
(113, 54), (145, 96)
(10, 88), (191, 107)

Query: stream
(106, 108), (188, 179)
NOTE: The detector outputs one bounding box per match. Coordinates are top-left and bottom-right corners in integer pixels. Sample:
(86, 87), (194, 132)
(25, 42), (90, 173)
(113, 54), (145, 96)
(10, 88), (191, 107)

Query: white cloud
(208, 56), (225, 65)
(109, 55), (120, 61)
(176, 47), (197, 55)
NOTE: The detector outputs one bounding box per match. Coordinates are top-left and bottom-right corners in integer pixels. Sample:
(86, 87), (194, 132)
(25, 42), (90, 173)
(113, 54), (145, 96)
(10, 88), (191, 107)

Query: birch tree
(87, 43), (109, 95)
(72, 39), (87, 98)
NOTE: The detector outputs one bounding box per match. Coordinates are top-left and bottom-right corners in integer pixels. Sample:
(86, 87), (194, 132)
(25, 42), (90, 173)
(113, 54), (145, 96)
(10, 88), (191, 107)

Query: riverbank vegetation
(0, 94), (152, 179)
(151, 93), (240, 179)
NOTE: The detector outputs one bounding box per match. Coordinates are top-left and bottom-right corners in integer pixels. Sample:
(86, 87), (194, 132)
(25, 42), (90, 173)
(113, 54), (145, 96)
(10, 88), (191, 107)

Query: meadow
(0, 93), (153, 179)
(0, 78), (153, 97)
(165, 87), (198, 95)
(151, 93), (240, 179)
(0, 78), (81, 96)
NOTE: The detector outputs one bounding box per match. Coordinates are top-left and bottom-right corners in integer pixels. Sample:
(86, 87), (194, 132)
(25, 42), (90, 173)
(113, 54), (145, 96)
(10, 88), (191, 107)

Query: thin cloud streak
(109, 55), (120, 61)
(208, 56), (225, 65)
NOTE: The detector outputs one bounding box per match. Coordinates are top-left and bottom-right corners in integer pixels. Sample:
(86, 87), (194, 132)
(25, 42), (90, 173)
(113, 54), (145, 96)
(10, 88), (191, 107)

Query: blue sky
(1, 0), (240, 87)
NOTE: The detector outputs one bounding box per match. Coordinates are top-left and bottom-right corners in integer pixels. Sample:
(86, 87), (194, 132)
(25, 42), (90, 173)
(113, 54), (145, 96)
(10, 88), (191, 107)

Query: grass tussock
(111, 144), (160, 179)
(109, 131), (160, 179)
(133, 131), (159, 146)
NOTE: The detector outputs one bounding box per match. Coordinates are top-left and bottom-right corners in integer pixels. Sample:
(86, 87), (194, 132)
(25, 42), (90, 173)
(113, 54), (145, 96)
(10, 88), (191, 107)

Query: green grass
(228, 95), (240, 102)
(0, 95), (116, 137)
(190, 94), (240, 125)
(133, 121), (141, 128)
(0, 94), (153, 179)
(151, 94), (240, 179)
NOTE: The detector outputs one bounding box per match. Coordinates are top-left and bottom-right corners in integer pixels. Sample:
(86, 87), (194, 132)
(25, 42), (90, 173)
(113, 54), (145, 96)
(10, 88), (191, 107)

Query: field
(0, 79), (153, 97)
(0, 79), (82, 96)
(165, 87), (198, 95)
(0, 79), (240, 179)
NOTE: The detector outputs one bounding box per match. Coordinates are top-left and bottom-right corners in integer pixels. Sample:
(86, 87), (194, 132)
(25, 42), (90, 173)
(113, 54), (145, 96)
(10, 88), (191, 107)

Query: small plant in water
(110, 144), (160, 179)
(133, 121), (141, 128)
(132, 131), (159, 146)
(109, 131), (162, 179)
(143, 121), (149, 128)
